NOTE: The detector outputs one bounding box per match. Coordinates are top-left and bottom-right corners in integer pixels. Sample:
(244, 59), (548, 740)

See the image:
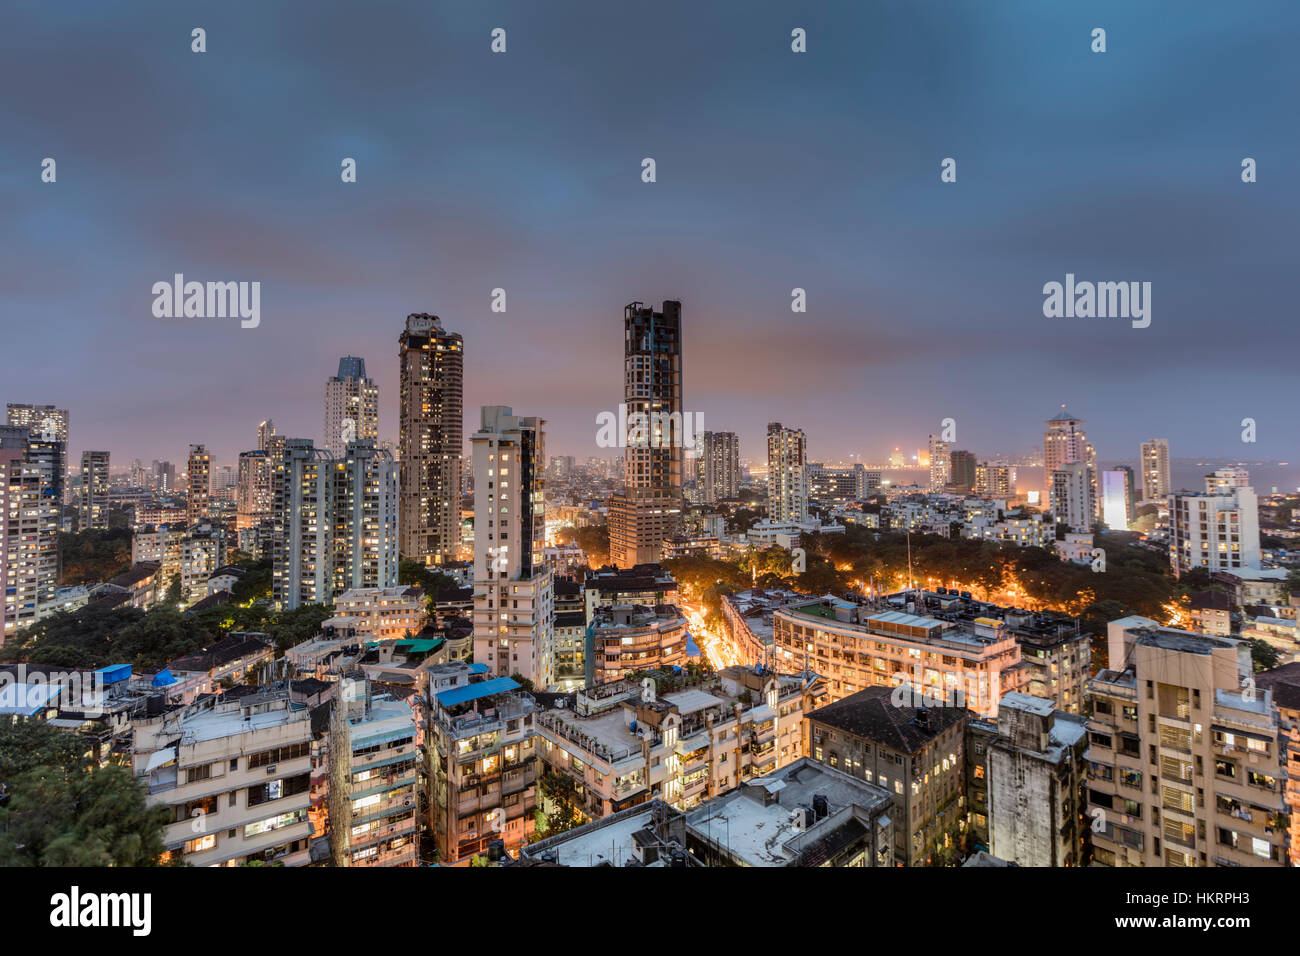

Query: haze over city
(4, 0), (1298, 466)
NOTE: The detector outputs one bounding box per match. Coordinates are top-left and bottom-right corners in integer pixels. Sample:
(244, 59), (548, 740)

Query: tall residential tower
(398, 314), (464, 565)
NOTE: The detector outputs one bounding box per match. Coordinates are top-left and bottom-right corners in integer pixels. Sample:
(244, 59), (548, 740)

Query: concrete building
(535, 666), (823, 819)
(685, 758), (895, 866)
(974, 462), (1012, 497)
(771, 598), (1027, 717)
(0, 428), (59, 641)
(327, 675), (420, 866)
(586, 603), (689, 685)
(928, 435), (949, 492)
(272, 439), (399, 611)
(1086, 616), (1289, 867)
(133, 690), (314, 866)
(470, 406), (554, 689)
(984, 691), (1088, 866)
(5, 404), (68, 504)
(702, 430), (739, 504)
(1101, 467), (1135, 531)
(398, 313), (464, 565)
(948, 450), (976, 494)
(322, 586), (428, 643)
(323, 355), (379, 458)
(236, 449), (274, 531)
(609, 301), (685, 568)
(1140, 439), (1170, 503)
(78, 450), (110, 530)
(1255, 662), (1300, 865)
(425, 671), (539, 863)
(186, 444), (210, 525)
(582, 564), (678, 620)
(805, 686), (968, 866)
(766, 422), (808, 524)
(1169, 484), (1260, 578)
(1044, 408), (1097, 519)
(1050, 461), (1095, 533)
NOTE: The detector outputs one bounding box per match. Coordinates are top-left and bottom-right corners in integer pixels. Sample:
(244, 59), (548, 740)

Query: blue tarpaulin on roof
(435, 676), (519, 707)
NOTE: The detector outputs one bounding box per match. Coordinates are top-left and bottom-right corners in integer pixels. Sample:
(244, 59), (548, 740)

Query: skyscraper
(471, 406), (554, 689)
(258, 419), (276, 452)
(398, 313), (464, 565)
(1100, 468), (1134, 531)
(0, 427), (58, 642)
(1138, 438), (1170, 503)
(78, 450), (110, 530)
(927, 435), (950, 491)
(186, 444), (210, 525)
(271, 439), (399, 610)
(324, 356), (379, 458)
(609, 300), (684, 568)
(6, 404), (69, 505)
(949, 450), (976, 493)
(702, 430), (740, 504)
(236, 450), (274, 531)
(1044, 407), (1097, 518)
(766, 423), (808, 523)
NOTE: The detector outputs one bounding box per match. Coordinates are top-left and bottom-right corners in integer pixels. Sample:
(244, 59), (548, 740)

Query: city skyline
(4, 2), (1299, 468)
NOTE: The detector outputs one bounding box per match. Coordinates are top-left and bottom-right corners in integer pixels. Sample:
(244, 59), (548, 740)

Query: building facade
(398, 313), (464, 565)
(324, 355), (379, 458)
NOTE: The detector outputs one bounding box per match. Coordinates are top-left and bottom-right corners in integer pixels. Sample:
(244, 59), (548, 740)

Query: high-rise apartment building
(928, 435), (950, 491)
(1139, 439), (1170, 503)
(398, 313), (464, 565)
(949, 450), (976, 493)
(1100, 467), (1135, 531)
(1169, 483), (1260, 578)
(258, 419), (275, 451)
(609, 301), (684, 568)
(236, 450), (274, 531)
(324, 356), (379, 458)
(1044, 408), (1097, 517)
(766, 423), (808, 523)
(0, 427), (59, 642)
(702, 430), (739, 504)
(1050, 461), (1095, 532)
(1087, 616), (1288, 867)
(6, 404), (69, 505)
(471, 406), (554, 689)
(78, 450), (110, 530)
(272, 439), (399, 611)
(187, 444), (210, 525)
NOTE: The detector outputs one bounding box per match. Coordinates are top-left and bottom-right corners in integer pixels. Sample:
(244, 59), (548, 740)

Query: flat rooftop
(685, 758), (890, 867)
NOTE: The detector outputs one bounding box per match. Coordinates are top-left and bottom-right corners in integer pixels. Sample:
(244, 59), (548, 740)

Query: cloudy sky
(3, 0), (1297, 470)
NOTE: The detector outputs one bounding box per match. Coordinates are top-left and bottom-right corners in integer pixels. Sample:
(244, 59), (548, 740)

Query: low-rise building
(133, 690), (313, 866)
(425, 672), (539, 863)
(535, 666), (823, 820)
(804, 685), (968, 866)
(322, 586), (427, 643)
(983, 691), (1088, 866)
(586, 603), (689, 685)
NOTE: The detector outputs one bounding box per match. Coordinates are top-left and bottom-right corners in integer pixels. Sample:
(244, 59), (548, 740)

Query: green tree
(0, 723), (168, 867)
(1248, 639), (1281, 673)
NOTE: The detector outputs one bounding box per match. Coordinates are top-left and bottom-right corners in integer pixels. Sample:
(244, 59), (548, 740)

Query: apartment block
(771, 598), (1027, 717)
(1086, 616), (1289, 867)
(535, 666), (823, 820)
(805, 686), (968, 866)
(425, 672), (539, 863)
(586, 603), (688, 685)
(133, 691), (314, 866)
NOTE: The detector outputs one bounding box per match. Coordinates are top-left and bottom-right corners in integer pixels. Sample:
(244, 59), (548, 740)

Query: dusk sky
(3, 1), (1297, 470)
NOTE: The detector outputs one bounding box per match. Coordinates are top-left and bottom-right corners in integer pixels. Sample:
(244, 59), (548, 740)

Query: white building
(471, 406), (555, 689)
(323, 356), (379, 459)
(0, 429), (59, 640)
(1139, 439), (1169, 503)
(323, 586), (428, 642)
(1170, 483), (1261, 578)
(272, 439), (399, 611)
(766, 423), (808, 523)
(1050, 462), (1094, 532)
(928, 435), (950, 491)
